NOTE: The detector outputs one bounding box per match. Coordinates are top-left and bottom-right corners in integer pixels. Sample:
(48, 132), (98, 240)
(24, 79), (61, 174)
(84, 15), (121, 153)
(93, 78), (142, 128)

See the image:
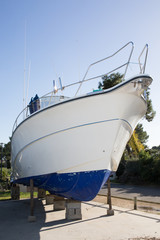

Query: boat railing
(75, 41), (134, 95)
(52, 42), (148, 95)
(12, 42), (149, 133)
(138, 44), (148, 74)
(12, 94), (70, 132)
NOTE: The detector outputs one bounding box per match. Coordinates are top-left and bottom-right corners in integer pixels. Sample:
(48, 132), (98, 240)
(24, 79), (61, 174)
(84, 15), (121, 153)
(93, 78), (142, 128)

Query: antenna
(25, 61), (31, 108)
(58, 77), (64, 90)
(23, 21), (27, 118)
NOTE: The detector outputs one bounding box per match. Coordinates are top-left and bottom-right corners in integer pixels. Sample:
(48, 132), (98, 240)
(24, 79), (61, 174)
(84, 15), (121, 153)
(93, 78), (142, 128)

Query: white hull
(11, 75), (150, 181)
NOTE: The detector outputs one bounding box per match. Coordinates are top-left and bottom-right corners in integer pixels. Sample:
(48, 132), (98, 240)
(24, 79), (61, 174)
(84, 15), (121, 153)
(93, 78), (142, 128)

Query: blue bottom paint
(13, 169), (111, 201)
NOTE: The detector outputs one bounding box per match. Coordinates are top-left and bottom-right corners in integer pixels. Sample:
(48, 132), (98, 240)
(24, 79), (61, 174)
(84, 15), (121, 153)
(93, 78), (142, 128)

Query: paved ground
(0, 199), (160, 240)
(100, 183), (160, 203)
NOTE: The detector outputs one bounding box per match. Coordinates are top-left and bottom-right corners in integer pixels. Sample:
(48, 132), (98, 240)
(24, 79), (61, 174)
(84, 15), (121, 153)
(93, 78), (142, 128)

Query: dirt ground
(94, 194), (160, 215)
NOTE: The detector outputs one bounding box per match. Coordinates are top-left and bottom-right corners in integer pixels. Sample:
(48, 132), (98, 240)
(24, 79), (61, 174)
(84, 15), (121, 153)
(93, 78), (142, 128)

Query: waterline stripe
(13, 118), (132, 165)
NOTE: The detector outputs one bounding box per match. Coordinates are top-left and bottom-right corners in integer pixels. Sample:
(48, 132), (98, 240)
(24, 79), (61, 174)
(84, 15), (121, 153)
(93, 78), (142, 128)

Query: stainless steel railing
(75, 41), (134, 95)
(12, 95), (69, 133)
(12, 42), (149, 133)
(138, 44), (148, 74)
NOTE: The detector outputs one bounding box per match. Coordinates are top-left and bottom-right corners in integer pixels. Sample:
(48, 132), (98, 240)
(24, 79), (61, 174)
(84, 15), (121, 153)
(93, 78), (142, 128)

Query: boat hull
(11, 75), (151, 201)
(13, 169), (110, 201)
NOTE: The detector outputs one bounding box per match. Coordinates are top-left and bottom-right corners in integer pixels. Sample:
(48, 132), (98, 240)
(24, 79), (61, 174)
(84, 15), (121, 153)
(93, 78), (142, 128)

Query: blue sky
(0, 0), (160, 147)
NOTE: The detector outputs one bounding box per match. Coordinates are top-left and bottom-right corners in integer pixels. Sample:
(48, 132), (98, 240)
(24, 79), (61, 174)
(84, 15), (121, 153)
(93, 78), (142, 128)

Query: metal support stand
(107, 177), (114, 216)
(28, 179), (36, 222)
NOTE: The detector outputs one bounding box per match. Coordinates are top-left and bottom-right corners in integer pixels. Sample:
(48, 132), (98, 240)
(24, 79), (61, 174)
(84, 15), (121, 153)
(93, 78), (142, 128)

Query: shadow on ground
(101, 183), (160, 199)
(0, 199), (45, 240)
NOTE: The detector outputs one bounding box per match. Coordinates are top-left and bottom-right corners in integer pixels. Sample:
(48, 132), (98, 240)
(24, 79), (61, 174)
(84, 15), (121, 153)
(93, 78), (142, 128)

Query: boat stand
(53, 196), (66, 211)
(107, 177), (114, 216)
(38, 188), (46, 199)
(28, 179), (36, 222)
(46, 194), (54, 205)
(45, 194), (82, 220)
(65, 199), (82, 220)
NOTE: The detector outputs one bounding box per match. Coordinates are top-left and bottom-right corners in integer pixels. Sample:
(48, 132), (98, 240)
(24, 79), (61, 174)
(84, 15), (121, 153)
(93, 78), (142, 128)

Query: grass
(0, 190), (11, 200)
(20, 192), (38, 199)
(0, 191), (38, 200)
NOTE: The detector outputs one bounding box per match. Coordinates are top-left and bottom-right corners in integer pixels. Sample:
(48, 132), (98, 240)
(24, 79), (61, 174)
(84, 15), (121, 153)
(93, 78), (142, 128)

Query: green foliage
(139, 150), (160, 183)
(117, 159), (141, 184)
(0, 140), (11, 169)
(117, 149), (160, 184)
(138, 150), (153, 182)
(0, 168), (11, 190)
(0, 191), (38, 200)
(116, 155), (126, 178)
(150, 145), (160, 155)
(2, 168), (11, 181)
(127, 131), (144, 157)
(145, 90), (156, 122)
(135, 123), (149, 146)
(98, 73), (123, 90)
(0, 190), (11, 200)
(151, 145), (160, 151)
(0, 141), (11, 190)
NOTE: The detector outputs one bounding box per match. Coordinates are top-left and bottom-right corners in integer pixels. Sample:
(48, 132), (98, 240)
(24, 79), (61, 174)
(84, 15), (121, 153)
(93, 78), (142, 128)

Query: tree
(135, 123), (149, 146)
(98, 73), (123, 90)
(151, 145), (160, 153)
(127, 131), (144, 157)
(4, 141), (11, 169)
(0, 140), (11, 169)
(145, 91), (156, 122)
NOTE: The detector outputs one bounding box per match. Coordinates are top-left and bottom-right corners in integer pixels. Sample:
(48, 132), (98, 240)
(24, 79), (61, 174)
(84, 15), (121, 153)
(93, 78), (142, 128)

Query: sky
(0, 0), (160, 148)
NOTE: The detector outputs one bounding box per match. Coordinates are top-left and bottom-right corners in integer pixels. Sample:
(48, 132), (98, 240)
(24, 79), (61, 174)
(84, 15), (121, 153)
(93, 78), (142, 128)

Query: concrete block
(38, 188), (46, 198)
(66, 200), (82, 220)
(46, 194), (54, 205)
(28, 215), (36, 222)
(107, 209), (114, 216)
(54, 199), (66, 211)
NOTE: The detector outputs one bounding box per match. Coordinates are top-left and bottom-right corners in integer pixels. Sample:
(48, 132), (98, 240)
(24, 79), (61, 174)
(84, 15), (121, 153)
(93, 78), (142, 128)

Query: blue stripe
(13, 169), (111, 201)
(14, 118), (132, 164)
